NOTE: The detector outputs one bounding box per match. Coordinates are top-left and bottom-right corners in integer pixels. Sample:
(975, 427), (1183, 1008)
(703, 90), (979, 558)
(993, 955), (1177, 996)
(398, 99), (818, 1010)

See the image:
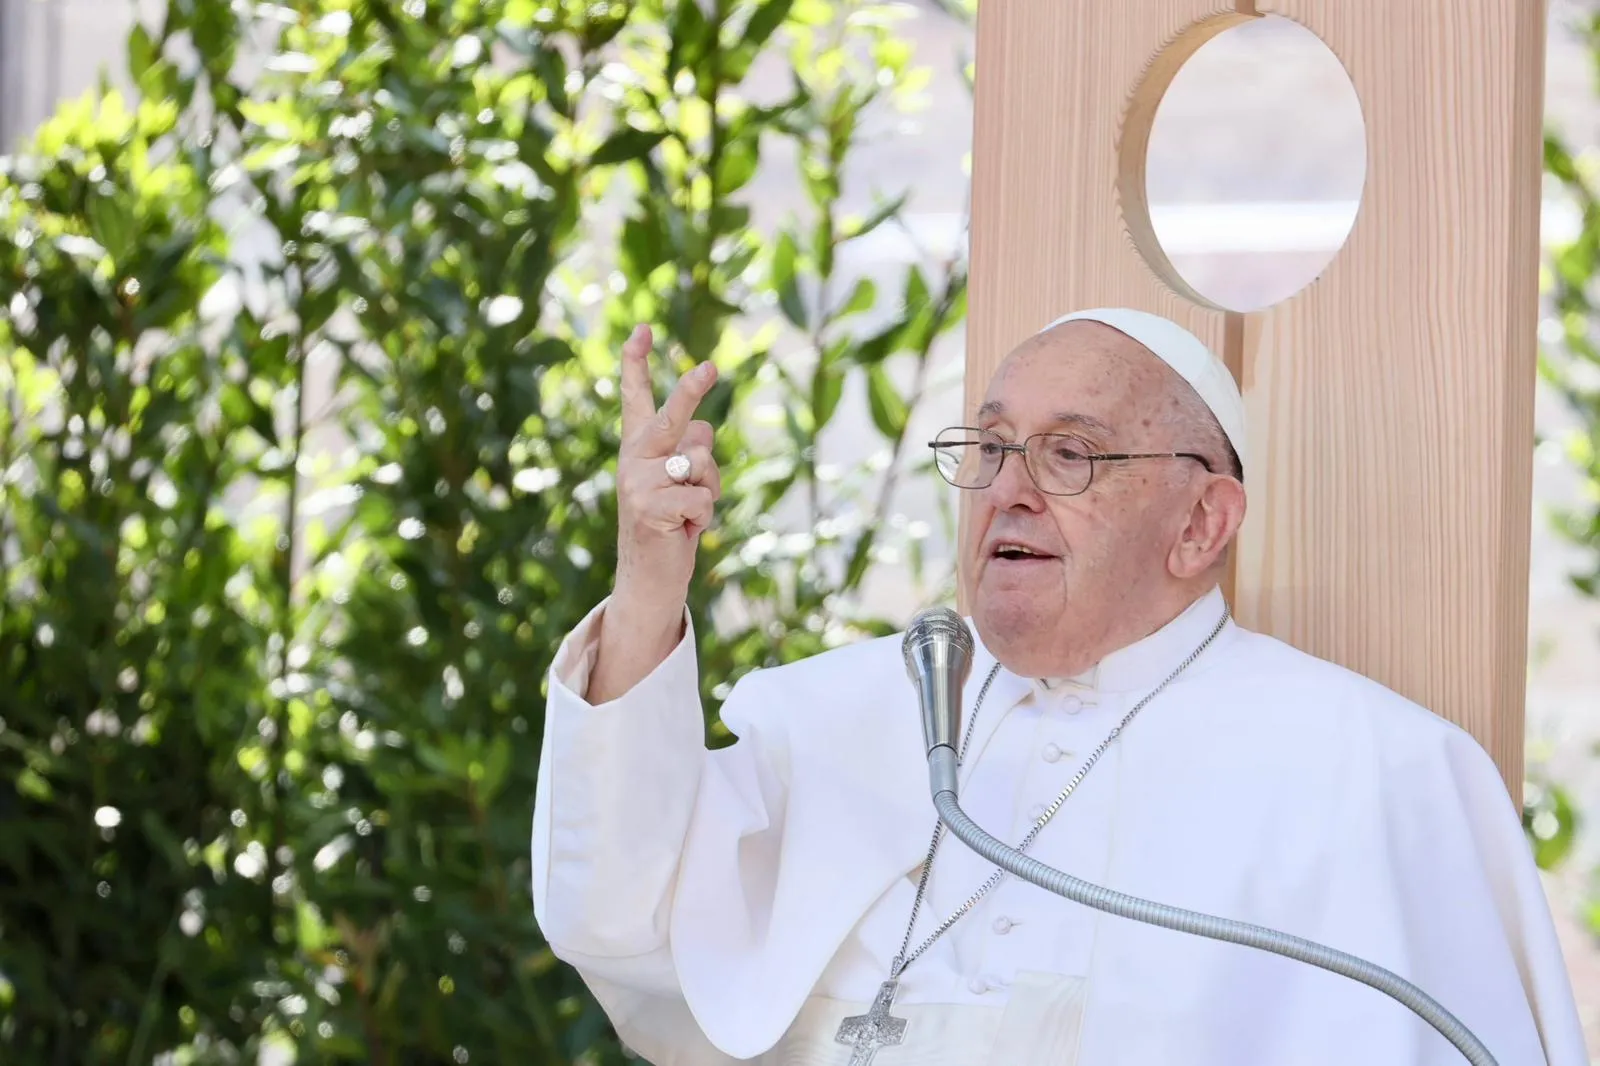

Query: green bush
(1544, 132), (1600, 602)
(0, 87), (284, 1065)
(1537, 16), (1600, 900)
(0, 0), (969, 1061)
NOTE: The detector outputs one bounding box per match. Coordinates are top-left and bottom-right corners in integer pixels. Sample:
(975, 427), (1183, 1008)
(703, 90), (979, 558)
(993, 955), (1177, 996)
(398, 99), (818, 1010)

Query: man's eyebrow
(1047, 412), (1113, 436)
(973, 402), (1112, 436)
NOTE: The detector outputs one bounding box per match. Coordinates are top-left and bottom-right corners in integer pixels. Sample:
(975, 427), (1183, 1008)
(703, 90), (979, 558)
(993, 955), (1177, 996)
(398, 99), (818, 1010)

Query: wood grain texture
(964, 0), (1546, 799)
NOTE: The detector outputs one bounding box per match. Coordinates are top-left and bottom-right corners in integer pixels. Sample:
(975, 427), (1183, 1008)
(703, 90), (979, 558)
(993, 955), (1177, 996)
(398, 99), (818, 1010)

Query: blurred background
(2, 0), (1599, 1062)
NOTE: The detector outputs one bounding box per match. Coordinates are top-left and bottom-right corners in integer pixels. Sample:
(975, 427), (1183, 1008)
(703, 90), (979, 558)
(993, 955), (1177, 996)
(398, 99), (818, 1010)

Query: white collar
(1021, 585), (1235, 697)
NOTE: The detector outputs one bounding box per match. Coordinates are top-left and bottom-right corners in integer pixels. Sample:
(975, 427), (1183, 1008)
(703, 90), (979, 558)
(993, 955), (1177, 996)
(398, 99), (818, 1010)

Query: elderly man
(532, 309), (1587, 1065)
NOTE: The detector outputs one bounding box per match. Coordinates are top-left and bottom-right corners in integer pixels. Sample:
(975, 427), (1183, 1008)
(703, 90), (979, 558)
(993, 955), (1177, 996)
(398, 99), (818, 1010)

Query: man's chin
(973, 594), (1054, 647)
(972, 622), (1056, 680)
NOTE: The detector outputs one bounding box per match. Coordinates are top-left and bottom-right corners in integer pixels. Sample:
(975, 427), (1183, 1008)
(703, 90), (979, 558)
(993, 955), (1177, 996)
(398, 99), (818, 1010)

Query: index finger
(618, 324), (657, 439)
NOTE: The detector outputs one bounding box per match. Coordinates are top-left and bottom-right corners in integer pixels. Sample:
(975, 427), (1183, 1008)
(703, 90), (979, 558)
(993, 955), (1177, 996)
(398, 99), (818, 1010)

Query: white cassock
(531, 586), (1588, 1065)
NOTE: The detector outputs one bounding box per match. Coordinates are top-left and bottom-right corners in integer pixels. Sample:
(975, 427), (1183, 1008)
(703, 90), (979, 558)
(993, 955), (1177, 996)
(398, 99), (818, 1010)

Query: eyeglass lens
(932, 428), (1093, 495)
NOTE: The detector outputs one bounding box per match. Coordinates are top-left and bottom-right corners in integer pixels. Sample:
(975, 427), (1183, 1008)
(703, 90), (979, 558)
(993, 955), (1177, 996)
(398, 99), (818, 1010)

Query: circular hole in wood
(1120, 14), (1367, 313)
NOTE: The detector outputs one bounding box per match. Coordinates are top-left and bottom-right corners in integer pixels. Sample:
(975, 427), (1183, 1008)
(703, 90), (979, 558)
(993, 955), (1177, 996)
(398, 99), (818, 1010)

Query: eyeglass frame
(927, 426), (1215, 497)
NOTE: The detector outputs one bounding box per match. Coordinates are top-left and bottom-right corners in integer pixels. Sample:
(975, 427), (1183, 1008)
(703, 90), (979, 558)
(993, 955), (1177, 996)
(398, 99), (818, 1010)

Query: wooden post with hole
(962, 2), (1547, 801)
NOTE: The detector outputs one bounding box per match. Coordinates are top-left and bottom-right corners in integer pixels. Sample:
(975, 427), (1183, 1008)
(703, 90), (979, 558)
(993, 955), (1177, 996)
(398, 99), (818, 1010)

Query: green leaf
(744, 0), (795, 48)
(718, 43), (761, 85)
(669, 0), (715, 76)
(811, 363), (844, 430)
(945, 274), (969, 328)
(715, 137), (759, 196)
(580, 7), (630, 51)
(190, 2), (239, 79)
(803, 165), (839, 211)
(838, 277), (876, 317)
(904, 263), (931, 314)
(415, 740), (459, 779)
(220, 382), (278, 447)
(698, 377), (737, 427)
(86, 192), (136, 266)
(1545, 133), (1579, 184)
(591, 126), (667, 166)
(841, 193), (907, 240)
(855, 321), (901, 365)
(711, 203), (752, 234)
(813, 213), (834, 276)
(772, 232), (807, 328)
(866, 364), (908, 439)
(843, 529), (876, 590)
(790, 0), (835, 27)
(621, 214), (670, 277)
(16, 769), (53, 802)
(127, 24), (157, 82)
(478, 735), (512, 802)
(532, 44), (572, 118)
(721, 236), (761, 281)
(1524, 781), (1579, 870)
(686, 286), (741, 359)
(897, 264), (940, 351)
(529, 337), (575, 368)
(297, 899), (328, 952)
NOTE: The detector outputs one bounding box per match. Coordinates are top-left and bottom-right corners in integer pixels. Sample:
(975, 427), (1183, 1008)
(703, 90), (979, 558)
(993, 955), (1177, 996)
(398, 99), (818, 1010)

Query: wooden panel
(964, 0), (1546, 800)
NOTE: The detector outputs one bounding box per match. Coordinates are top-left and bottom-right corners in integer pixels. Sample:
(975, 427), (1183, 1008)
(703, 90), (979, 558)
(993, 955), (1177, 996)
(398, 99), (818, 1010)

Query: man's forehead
(1005, 320), (1159, 371)
(975, 399), (1114, 436)
(978, 330), (1167, 426)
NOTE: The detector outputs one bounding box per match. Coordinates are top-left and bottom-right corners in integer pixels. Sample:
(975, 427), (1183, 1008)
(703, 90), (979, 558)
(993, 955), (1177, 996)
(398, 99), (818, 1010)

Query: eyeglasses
(928, 426), (1212, 497)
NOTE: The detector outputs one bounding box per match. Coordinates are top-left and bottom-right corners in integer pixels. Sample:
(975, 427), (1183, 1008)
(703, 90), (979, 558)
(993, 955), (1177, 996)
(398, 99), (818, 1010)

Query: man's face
(961, 322), (1207, 678)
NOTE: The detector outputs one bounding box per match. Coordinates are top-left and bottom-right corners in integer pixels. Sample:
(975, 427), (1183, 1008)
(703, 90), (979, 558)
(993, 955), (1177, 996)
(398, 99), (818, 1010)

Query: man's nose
(982, 449), (1044, 512)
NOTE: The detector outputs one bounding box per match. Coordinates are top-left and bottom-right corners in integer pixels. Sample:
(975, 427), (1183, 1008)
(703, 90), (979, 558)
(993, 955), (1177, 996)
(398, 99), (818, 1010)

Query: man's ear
(1168, 476), (1247, 579)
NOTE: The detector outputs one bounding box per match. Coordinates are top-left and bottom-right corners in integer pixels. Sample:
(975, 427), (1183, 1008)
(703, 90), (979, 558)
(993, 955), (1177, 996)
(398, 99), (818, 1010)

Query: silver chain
(888, 604), (1232, 979)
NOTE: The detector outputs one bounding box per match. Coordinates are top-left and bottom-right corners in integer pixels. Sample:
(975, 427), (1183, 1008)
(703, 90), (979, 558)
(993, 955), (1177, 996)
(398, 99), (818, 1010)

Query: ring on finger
(665, 453), (693, 483)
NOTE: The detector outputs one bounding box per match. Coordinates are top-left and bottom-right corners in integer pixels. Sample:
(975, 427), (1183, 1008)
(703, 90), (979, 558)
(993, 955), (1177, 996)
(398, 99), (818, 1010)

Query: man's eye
(1051, 447), (1087, 462)
(978, 443), (1002, 457)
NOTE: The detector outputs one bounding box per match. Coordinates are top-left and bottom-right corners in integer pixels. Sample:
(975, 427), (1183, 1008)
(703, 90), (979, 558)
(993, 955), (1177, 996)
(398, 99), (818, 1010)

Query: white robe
(531, 587), (1588, 1065)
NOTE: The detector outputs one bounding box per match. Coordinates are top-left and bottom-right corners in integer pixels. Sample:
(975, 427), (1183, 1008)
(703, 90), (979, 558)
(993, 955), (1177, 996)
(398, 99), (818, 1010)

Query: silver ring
(664, 453), (692, 483)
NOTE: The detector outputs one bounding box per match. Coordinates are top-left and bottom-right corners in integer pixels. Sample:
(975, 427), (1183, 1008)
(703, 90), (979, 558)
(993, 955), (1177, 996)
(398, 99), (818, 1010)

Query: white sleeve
(532, 597), (707, 980)
(530, 600), (775, 1066)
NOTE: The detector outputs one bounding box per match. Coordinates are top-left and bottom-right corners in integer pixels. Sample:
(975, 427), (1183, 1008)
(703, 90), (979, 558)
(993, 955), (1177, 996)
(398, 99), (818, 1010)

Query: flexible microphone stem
(926, 746), (1499, 1066)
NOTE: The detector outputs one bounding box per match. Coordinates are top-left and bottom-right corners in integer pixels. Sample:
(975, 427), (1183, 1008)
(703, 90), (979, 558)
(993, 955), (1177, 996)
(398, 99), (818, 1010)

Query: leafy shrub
(0, 0), (968, 1061)
(1535, 19), (1600, 895)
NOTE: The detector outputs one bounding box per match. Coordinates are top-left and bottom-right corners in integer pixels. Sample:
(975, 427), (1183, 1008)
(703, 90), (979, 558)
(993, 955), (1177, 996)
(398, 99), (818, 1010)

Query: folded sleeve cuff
(548, 597), (605, 701)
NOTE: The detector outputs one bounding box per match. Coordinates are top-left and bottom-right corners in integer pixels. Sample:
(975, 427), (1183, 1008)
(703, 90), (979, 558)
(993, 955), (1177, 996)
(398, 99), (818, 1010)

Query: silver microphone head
(902, 606), (974, 755)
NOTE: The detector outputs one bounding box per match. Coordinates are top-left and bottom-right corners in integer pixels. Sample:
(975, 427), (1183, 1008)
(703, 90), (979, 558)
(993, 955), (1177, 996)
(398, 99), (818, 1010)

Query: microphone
(901, 606), (974, 757)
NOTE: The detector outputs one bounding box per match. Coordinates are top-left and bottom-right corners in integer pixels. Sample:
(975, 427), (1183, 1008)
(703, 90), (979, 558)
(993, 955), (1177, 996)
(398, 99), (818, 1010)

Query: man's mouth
(990, 542), (1057, 562)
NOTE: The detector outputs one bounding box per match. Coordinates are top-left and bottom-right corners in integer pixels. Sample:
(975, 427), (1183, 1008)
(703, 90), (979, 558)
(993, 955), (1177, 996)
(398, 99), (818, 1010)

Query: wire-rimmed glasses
(928, 426), (1213, 497)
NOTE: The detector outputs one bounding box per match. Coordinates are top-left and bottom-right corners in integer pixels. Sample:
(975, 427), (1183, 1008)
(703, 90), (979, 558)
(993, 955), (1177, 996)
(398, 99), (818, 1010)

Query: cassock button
(968, 976), (990, 994)
(1042, 743), (1063, 763)
(992, 916), (1013, 935)
(1027, 803), (1047, 822)
(1061, 695), (1083, 714)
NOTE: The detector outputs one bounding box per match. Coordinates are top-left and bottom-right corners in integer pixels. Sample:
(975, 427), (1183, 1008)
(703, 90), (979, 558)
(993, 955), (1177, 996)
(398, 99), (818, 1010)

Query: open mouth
(991, 542), (1057, 562)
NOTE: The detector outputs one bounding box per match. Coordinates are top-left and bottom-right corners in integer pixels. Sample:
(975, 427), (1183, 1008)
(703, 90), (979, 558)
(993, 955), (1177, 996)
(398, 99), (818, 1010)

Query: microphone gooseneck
(908, 612), (1498, 1066)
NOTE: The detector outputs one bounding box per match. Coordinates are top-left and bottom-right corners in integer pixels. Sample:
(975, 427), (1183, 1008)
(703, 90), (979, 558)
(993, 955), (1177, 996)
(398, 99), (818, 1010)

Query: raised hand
(593, 326), (722, 699)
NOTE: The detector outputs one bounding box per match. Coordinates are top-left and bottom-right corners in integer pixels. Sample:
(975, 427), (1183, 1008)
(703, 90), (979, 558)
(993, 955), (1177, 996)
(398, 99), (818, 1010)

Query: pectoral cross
(834, 978), (908, 1065)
